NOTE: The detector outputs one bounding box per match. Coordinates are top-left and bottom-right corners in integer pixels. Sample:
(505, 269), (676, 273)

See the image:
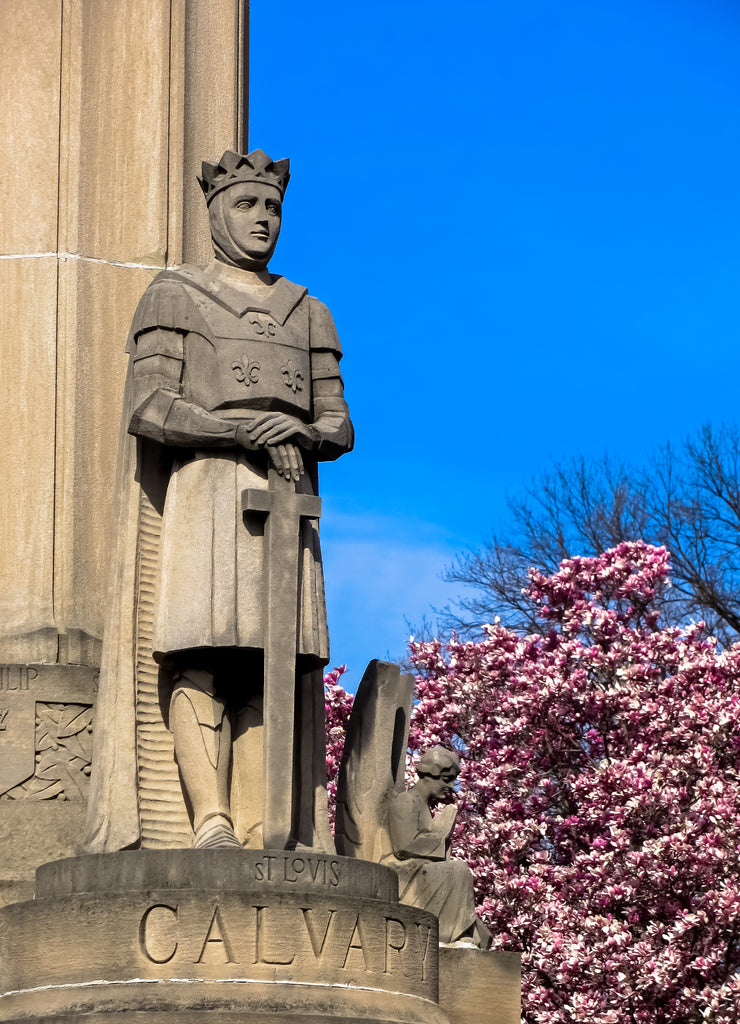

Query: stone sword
(241, 467), (321, 850)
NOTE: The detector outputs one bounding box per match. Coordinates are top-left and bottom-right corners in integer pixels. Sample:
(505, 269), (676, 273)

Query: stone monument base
(0, 850), (448, 1024)
(439, 947), (520, 1024)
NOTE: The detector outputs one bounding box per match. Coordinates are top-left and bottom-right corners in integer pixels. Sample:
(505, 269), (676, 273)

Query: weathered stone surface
(3, 892), (436, 993)
(0, 665), (98, 902)
(0, 806), (85, 909)
(0, 880), (34, 911)
(0, 258), (58, 666)
(177, 1), (250, 265)
(57, 0), (171, 265)
(0, 11), (61, 644)
(335, 659), (415, 861)
(0, 852), (447, 1024)
(53, 259), (151, 644)
(439, 948), (521, 1024)
(37, 849), (398, 903)
(0, 0), (62, 254)
(0, 985), (446, 1024)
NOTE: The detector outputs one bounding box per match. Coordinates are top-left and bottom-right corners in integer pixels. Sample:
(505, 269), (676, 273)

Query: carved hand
(268, 442), (304, 482)
(236, 420), (306, 482)
(241, 411), (319, 451)
(435, 803), (458, 838)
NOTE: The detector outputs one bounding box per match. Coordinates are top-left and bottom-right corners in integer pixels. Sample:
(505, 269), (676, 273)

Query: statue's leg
(232, 692), (264, 848)
(170, 667), (241, 849)
(231, 667), (326, 852)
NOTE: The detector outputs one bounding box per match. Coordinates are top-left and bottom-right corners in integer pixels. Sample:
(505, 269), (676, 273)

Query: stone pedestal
(0, 850), (449, 1024)
(439, 948), (521, 1024)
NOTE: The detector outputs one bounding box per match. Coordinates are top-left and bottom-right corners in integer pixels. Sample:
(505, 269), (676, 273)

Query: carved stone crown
(198, 149), (291, 204)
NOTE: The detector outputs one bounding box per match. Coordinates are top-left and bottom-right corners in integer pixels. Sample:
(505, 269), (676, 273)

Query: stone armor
(156, 265), (313, 419)
(127, 261), (350, 664)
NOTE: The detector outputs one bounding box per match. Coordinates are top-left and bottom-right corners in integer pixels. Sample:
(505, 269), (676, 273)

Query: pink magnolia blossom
(323, 664), (352, 827)
(325, 542), (740, 1024)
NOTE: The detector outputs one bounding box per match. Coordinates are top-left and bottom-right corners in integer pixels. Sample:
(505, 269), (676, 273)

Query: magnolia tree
(324, 542), (740, 1024)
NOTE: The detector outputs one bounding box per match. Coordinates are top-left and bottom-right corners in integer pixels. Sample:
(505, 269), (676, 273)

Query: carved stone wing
(334, 660), (414, 862)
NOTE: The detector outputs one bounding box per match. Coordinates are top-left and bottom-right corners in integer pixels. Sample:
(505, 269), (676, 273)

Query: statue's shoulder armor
(307, 294), (343, 360)
(129, 266), (211, 343)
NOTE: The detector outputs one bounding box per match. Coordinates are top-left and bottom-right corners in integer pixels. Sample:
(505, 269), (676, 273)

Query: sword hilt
(241, 474), (321, 521)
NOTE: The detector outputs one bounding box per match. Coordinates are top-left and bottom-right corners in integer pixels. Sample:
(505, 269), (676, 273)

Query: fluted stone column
(0, 0), (249, 903)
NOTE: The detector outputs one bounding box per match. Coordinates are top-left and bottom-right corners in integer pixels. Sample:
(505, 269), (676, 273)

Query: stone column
(0, 0), (248, 902)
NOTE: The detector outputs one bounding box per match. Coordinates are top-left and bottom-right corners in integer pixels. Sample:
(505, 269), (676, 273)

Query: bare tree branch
(441, 424), (740, 645)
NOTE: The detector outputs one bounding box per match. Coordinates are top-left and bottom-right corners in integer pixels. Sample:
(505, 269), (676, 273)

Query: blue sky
(249, 0), (740, 687)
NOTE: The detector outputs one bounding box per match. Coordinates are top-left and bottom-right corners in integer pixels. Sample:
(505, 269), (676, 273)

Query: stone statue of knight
(83, 150), (353, 853)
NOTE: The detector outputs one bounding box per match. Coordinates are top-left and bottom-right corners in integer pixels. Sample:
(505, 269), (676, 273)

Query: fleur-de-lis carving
(232, 355), (261, 387)
(281, 359), (304, 393)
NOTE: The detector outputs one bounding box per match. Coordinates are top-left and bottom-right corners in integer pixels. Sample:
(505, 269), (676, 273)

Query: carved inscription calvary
(138, 898), (435, 984)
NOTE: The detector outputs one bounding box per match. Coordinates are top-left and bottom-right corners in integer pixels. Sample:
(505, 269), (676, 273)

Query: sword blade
(242, 469), (321, 849)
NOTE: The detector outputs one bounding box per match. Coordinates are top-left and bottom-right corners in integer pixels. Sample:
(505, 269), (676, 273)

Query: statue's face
(426, 768), (458, 800)
(219, 182), (282, 265)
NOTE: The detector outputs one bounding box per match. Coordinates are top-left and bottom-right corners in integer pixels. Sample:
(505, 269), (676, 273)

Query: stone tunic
(128, 260), (352, 667)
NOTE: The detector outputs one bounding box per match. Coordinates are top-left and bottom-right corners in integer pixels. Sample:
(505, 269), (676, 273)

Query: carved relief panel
(0, 665), (97, 801)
